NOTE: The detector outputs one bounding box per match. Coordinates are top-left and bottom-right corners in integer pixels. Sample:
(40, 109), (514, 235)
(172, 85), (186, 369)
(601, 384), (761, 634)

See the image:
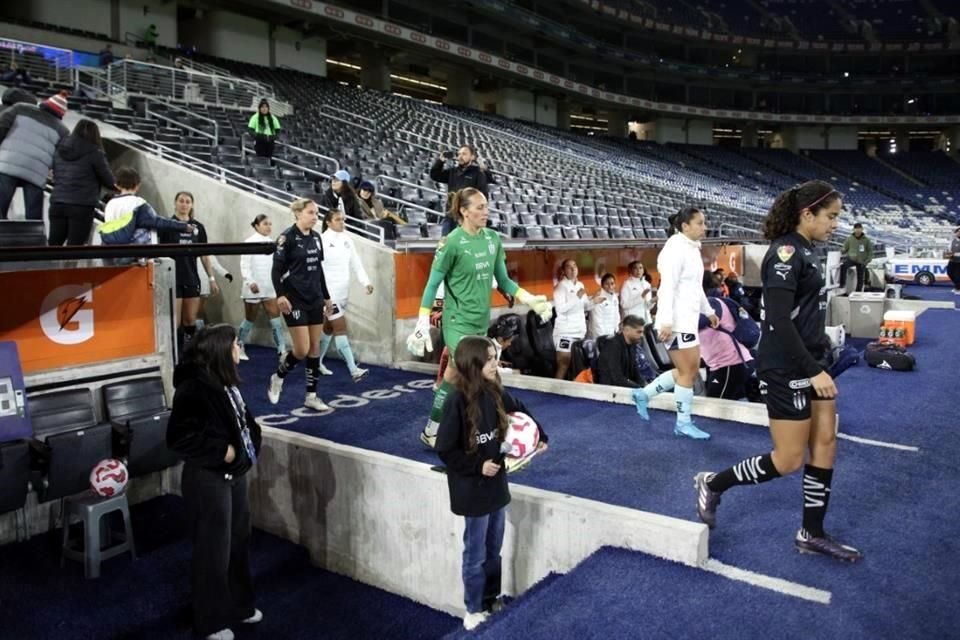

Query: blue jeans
(0, 173), (44, 220)
(462, 507), (506, 613)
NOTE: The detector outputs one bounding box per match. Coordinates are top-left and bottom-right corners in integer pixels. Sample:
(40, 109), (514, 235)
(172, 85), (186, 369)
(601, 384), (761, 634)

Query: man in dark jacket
(1, 87), (37, 110)
(0, 91), (69, 220)
(594, 315), (649, 387)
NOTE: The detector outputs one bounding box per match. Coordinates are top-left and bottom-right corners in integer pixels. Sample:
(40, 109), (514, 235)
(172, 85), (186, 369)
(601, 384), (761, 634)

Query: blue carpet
(902, 283), (958, 307)
(236, 310), (960, 640)
(0, 495), (459, 639)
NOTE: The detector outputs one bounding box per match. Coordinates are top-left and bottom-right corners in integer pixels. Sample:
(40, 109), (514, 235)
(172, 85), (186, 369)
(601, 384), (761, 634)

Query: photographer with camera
(430, 144), (490, 236)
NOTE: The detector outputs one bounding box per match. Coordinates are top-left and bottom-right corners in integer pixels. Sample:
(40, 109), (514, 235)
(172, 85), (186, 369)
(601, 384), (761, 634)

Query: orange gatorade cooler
(883, 310), (916, 345)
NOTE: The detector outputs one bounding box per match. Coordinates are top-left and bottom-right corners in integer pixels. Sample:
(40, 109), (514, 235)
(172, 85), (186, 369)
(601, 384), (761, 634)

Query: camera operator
(430, 144), (490, 236)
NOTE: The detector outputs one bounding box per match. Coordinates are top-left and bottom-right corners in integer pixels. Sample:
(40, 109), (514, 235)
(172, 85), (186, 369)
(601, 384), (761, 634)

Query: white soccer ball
(505, 412), (540, 460)
(90, 458), (129, 497)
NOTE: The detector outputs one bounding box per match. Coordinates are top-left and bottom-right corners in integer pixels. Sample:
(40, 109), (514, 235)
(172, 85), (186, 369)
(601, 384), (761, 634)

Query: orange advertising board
(0, 265), (158, 373)
(395, 244), (745, 319)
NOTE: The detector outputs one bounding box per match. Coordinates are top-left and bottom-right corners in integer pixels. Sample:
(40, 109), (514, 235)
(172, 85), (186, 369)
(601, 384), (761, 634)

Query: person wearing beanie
(248, 99), (280, 158)
(319, 170), (361, 221)
(357, 180), (406, 226)
(0, 91), (69, 220)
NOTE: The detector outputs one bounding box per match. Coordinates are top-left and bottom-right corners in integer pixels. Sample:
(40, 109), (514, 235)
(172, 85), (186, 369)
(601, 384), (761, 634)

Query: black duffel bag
(864, 342), (916, 371)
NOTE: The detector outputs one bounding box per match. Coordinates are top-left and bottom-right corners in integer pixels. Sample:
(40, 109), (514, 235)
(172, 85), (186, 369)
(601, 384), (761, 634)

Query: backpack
(864, 342), (916, 371)
(707, 297), (760, 349)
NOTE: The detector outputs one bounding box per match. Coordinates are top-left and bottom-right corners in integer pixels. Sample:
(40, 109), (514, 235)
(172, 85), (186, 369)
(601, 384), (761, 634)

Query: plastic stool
(60, 491), (136, 579)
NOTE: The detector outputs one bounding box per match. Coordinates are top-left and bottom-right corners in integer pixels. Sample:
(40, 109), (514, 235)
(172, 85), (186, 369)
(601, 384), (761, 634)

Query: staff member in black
(430, 144), (490, 236)
(267, 197), (334, 411)
(693, 180), (862, 563)
(158, 191), (219, 351)
(167, 324), (263, 640)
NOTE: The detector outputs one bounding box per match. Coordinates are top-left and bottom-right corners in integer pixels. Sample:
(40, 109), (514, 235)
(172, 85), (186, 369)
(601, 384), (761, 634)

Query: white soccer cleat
(267, 374), (283, 405)
(317, 362), (333, 376)
(351, 367), (369, 382)
(463, 611), (489, 631)
(237, 345), (249, 361)
(304, 393), (331, 411)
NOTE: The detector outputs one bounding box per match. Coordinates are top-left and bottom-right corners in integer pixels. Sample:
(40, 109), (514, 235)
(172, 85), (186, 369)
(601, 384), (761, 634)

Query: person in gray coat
(48, 119), (116, 246)
(0, 91), (69, 220)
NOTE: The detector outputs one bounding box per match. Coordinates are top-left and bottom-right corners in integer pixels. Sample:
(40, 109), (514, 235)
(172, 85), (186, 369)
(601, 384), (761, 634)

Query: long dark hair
(72, 118), (103, 149)
(667, 206), (702, 236)
(453, 336), (507, 454)
(763, 181), (840, 241)
(256, 99), (273, 133)
(322, 208), (343, 232)
(181, 324), (241, 387)
(174, 191), (195, 219)
(448, 187), (483, 224)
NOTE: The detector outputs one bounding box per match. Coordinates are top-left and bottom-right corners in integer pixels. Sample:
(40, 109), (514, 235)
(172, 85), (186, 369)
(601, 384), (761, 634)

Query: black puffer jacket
(50, 134), (115, 206)
(166, 363), (262, 476)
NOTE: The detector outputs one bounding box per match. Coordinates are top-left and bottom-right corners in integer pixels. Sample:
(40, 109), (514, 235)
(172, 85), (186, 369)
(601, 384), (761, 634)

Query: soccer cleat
(693, 472), (722, 529)
(794, 529), (863, 563)
(267, 374), (283, 405)
(419, 430), (437, 449)
(278, 351), (288, 366)
(351, 367), (369, 382)
(631, 388), (650, 420)
(463, 611), (489, 631)
(317, 363), (333, 376)
(674, 422), (711, 440)
(242, 609), (263, 624)
(304, 393), (331, 411)
(205, 630), (234, 640)
(237, 345), (249, 361)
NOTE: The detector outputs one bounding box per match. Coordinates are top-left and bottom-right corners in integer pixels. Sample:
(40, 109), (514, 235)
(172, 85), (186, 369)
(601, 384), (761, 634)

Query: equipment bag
(525, 310), (557, 378)
(864, 342), (916, 371)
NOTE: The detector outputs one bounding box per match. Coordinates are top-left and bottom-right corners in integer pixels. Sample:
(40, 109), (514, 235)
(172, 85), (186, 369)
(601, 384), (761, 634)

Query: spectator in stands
(143, 24), (159, 52)
(435, 335), (546, 631)
(947, 227), (960, 294)
(167, 324), (263, 640)
(620, 260), (654, 324)
(1, 87), (36, 110)
(588, 273), (620, 339)
(238, 213), (289, 361)
(553, 259), (604, 379)
(98, 45), (115, 67)
(594, 315), (648, 387)
(698, 297), (754, 400)
(430, 144), (489, 235)
(248, 99), (280, 159)
(357, 180), (406, 225)
(48, 119), (115, 246)
(839, 223), (874, 292)
(0, 63), (31, 85)
(633, 207), (718, 440)
(0, 91), (69, 220)
(694, 180), (862, 563)
(316, 209), (374, 382)
(100, 167), (194, 258)
(158, 191), (220, 352)
(321, 170), (362, 221)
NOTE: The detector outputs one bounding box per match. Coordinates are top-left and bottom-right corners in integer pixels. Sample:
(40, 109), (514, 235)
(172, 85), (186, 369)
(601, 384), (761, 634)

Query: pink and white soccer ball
(506, 412), (540, 459)
(90, 458), (129, 497)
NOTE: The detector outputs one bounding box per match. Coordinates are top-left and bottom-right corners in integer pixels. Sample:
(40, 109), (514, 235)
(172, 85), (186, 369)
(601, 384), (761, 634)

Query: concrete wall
(109, 142), (397, 367)
(247, 427), (708, 616)
(827, 125), (858, 150)
(687, 119), (714, 146)
(2, 0), (177, 48)
(498, 87), (536, 123)
(784, 125), (828, 151)
(117, 0), (177, 49)
(178, 10), (269, 66)
(275, 27), (327, 77)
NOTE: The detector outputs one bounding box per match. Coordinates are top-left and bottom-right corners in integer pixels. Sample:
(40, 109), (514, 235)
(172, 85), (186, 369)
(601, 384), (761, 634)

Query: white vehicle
(886, 257), (952, 286)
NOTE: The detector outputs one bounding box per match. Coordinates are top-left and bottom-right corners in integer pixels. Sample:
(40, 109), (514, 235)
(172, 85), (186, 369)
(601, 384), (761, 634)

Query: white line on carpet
(702, 559), (832, 605)
(837, 433), (920, 452)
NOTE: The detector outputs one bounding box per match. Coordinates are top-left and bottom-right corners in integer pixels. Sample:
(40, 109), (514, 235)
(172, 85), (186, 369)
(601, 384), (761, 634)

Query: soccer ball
(90, 458), (129, 497)
(506, 412), (540, 460)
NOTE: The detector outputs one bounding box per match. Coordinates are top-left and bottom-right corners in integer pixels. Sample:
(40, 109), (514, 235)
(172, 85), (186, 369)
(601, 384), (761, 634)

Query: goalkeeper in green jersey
(407, 187), (552, 447)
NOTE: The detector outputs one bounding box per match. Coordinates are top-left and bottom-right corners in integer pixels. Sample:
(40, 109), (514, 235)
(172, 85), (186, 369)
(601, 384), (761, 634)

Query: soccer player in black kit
(693, 180), (862, 562)
(267, 198), (334, 411)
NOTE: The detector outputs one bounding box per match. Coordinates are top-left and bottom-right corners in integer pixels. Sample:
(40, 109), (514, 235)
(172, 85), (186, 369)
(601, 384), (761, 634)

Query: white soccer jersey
(553, 278), (592, 338)
(321, 228), (371, 302)
(620, 276), (652, 323)
(240, 232), (276, 299)
(588, 290), (620, 339)
(655, 233), (714, 334)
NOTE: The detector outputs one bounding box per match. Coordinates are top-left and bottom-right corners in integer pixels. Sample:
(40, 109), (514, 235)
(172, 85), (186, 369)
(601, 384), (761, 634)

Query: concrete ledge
(397, 361), (771, 427)
(248, 427), (708, 616)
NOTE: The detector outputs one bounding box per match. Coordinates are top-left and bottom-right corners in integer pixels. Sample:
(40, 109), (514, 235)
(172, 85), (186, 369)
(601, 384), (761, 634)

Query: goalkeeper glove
(516, 289), (553, 323)
(405, 309), (434, 357)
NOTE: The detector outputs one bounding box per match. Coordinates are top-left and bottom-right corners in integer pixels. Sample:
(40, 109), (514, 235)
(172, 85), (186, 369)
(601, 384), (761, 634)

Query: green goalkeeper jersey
(431, 226), (505, 332)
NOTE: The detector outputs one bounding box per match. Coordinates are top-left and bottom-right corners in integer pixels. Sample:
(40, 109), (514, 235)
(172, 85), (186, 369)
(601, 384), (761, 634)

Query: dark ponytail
(251, 213), (269, 230)
(763, 180), (839, 241)
(667, 206), (702, 236)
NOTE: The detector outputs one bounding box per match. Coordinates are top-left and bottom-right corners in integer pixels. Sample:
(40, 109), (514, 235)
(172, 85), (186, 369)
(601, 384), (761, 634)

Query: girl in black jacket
(48, 119), (115, 246)
(167, 324), (263, 639)
(436, 336), (548, 631)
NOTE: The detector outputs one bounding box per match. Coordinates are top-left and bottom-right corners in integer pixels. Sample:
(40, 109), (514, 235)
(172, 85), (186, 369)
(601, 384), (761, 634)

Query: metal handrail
(316, 108), (377, 133)
(377, 174), (445, 198)
(143, 96), (219, 143)
(275, 141), (340, 173)
(321, 103), (376, 128)
(377, 193), (445, 224)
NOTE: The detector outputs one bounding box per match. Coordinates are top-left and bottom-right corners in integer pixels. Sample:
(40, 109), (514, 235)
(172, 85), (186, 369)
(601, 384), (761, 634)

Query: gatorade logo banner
(0, 266), (156, 373)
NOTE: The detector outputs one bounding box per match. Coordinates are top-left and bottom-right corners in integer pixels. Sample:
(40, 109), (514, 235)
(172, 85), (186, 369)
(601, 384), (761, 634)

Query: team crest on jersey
(276, 235), (285, 246)
(488, 242), (495, 255)
(777, 245), (795, 262)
